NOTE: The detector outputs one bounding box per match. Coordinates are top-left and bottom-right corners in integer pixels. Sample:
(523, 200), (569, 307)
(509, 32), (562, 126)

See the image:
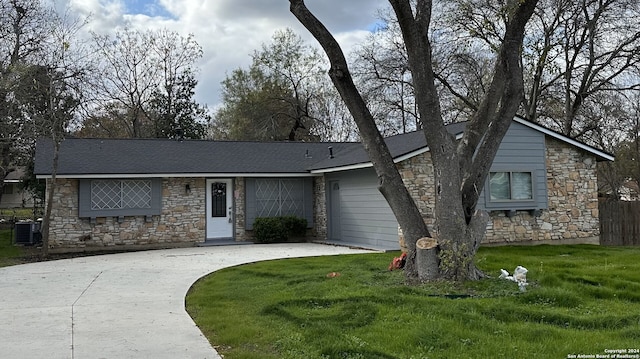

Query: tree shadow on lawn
(262, 296), (398, 359)
(321, 347), (398, 359)
(262, 296), (379, 329)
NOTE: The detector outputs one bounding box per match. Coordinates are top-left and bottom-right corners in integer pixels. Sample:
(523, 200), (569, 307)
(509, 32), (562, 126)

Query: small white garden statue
(499, 266), (529, 292)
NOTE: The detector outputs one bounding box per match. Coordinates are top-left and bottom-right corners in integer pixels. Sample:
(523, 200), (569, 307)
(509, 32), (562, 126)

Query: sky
(57, 0), (388, 110)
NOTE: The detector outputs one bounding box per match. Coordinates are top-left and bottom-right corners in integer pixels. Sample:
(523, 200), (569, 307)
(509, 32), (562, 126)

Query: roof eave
(36, 172), (322, 179)
(310, 162), (373, 174)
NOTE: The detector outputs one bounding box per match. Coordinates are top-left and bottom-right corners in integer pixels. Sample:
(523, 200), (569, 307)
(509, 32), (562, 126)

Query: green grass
(186, 244), (640, 359)
(0, 208), (36, 218)
(0, 229), (29, 267)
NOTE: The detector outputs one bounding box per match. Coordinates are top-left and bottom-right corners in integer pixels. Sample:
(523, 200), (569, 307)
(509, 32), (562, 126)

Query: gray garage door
(326, 168), (400, 250)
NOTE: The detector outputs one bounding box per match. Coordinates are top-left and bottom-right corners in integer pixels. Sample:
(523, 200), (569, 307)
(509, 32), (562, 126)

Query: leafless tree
(447, 0), (640, 138)
(290, 0), (538, 281)
(87, 28), (206, 139)
(352, 10), (420, 135)
(0, 0), (53, 204)
(0, 0), (88, 254)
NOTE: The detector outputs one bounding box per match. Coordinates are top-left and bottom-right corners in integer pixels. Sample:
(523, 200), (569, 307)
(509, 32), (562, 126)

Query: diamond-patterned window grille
(256, 179), (303, 218)
(91, 180), (152, 210)
(91, 180), (121, 210)
(122, 180), (152, 208)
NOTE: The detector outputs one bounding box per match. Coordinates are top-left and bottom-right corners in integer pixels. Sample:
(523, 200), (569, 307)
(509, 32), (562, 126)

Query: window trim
(79, 178), (162, 219)
(255, 178), (305, 218)
(484, 170), (539, 211)
(488, 171), (535, 202)
(245, 177), (314, 230)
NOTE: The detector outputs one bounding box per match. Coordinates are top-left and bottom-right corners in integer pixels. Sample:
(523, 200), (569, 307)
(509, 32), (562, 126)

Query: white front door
(206, 179), (234, 239)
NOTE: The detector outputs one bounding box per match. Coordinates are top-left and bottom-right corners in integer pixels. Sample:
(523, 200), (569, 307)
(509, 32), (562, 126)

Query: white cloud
(59, 0), (388, 107)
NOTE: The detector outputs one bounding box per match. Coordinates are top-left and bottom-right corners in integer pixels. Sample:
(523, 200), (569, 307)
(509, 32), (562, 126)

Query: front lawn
(0, 229), (29, 267)
(186, 244), (640, 359)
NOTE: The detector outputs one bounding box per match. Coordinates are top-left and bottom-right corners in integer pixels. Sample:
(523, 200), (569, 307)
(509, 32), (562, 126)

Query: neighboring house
(619, 180), (640, 201)
(34, 117), (613, 253)
(1, 168), (35, 209)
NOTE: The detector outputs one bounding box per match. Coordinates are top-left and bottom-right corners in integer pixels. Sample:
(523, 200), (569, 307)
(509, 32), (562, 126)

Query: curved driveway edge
(0, 243), (374, 359)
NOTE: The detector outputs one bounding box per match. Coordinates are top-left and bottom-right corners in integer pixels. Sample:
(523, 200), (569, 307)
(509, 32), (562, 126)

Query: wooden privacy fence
(599, 200), (640, 246)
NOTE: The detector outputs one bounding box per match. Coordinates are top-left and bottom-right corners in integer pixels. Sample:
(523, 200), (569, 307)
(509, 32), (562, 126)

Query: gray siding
(326, 168), (399, 249)
(478, 122), (548, 210)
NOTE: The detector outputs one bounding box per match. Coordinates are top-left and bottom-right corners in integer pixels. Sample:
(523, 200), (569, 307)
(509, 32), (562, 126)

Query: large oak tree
(290, 0), (538, 281)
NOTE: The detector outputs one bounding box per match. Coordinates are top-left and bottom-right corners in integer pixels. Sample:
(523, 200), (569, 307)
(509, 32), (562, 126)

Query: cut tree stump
(416, 237), (439, 281)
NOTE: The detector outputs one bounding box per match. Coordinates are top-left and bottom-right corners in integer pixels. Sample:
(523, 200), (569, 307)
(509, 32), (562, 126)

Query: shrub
(280, 216), (308, 238)
(253, 217), (287, 243)
(253, 216), (308, 243)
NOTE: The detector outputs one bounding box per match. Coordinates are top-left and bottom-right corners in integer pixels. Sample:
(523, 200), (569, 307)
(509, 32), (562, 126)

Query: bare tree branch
(290, 0), (431, 279)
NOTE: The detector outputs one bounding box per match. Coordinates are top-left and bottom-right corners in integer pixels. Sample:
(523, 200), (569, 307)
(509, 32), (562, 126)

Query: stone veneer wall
(485, 138), (599, 243)
(47, 177), (207, 252)
(398, 151), (436, 223)
(397, 137), (600, 245)
(313, 176), (327, 240)
(233, 177), (250, 241)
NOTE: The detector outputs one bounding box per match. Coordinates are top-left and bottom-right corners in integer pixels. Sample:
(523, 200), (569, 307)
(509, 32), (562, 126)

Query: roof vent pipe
(328, 146), (334, 159)
(174, 128), (184, 141)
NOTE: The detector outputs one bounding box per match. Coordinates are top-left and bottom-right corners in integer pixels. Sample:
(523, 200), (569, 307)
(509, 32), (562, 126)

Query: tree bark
(291, 0), (538, 282)
(290, 0), (431, 281)
(416, 237), (439, 282)
(391, 0), (537, 281)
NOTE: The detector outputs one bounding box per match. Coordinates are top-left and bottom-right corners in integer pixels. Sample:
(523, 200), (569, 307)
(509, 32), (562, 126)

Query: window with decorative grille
(255, 179), (304, 218)
(78, 178), (162, 219)
(91, 180), (152, 210)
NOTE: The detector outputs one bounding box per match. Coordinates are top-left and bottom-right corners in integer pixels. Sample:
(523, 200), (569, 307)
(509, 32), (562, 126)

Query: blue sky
(61, 0), (388, 108)
(124, 0), (175, 18)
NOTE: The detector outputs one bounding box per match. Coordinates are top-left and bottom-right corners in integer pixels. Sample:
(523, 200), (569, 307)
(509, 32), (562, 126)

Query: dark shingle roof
(34, 138), (356, 176)
(308, 122), (467, 170)
(34, 124), (469, 177)
(37, 118), (612, 177)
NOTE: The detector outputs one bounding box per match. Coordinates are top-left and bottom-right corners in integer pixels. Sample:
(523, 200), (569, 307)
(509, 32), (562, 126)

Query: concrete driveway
(0, 243), (373, 359)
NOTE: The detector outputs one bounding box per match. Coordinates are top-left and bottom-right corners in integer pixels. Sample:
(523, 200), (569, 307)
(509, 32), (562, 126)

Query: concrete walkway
(0, 243), (373, 359)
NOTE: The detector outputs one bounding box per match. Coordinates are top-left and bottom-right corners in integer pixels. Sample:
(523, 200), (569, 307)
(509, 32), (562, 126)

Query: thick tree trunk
(392, 0), (537, 281)
(290, 0), (431, 281)
(415, 237), (439, 281)
(436, 209), (490, 281)
(291, 0), (537, 282)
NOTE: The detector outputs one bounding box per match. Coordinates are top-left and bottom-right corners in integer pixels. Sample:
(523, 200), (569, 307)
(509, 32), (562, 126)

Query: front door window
(211, 182), (227, 217)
